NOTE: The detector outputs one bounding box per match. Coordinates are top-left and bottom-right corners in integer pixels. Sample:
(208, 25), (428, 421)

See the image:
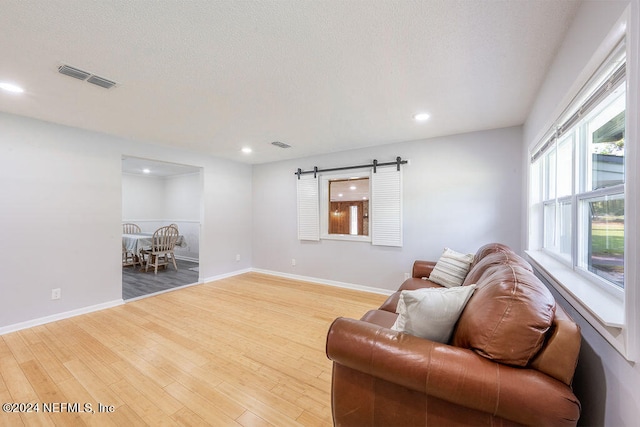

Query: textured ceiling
(0, 0), (580, 164)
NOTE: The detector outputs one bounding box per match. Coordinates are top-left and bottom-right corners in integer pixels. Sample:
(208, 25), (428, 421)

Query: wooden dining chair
(140, 225), (179, 274)
(123, 223), (141, 234)
(122, 223), (142, 267)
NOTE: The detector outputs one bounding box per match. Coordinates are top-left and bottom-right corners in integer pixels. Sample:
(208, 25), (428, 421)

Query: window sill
(525, 250), (623, 328)
(321, 234), (371, 243)
(526, 249), (636, 361)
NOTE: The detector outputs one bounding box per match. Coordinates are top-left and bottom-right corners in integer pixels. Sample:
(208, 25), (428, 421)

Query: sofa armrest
(412, 260), (436, 278)
(326, 317), (580, 427)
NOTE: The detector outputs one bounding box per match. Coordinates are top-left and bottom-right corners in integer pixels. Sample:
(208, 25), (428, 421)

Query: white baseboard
(249, 268), (395, 296)
(175, 255), (199, 263)
(0, 299), (124, 336)
(201, 268), (253, 284)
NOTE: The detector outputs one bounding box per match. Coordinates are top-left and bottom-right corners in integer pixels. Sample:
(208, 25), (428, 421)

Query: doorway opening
(121, 156), (203, 300)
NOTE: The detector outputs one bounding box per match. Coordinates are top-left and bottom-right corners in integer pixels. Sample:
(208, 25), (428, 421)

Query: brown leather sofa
(326, 243), (581, 426)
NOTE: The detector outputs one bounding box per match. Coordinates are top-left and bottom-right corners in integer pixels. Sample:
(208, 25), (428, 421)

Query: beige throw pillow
(429, 247), (475, 287)
(391, 285), (477, 343)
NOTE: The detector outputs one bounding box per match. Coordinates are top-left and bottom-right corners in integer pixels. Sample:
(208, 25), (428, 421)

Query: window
(526, 27), (637, 360)
(297, 164), (403, 247)
(532, 42), (626, 290)
(328, 177), (369, 237)
(579, 194), (624, 287)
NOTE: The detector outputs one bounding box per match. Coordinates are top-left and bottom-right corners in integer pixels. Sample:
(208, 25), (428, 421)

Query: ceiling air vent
(271, 141), (291, 149)
(57, 64), (117, 89)
(58, 65), (91, 80)
(87, 75), (116, 89)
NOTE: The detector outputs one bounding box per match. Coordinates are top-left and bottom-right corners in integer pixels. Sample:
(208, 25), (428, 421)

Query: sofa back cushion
(453, 264), (556, 367)
(463, 251), (533, 286)
(468, 242), (512, 270)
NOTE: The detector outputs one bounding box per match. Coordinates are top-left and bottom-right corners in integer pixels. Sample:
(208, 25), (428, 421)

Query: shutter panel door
(371, 166), (402, 247)
(296, 175), (320, 241)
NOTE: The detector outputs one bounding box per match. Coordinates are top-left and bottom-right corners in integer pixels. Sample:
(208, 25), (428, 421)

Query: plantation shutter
(296, 174), (320, 241)
(371, 166), (403, 247)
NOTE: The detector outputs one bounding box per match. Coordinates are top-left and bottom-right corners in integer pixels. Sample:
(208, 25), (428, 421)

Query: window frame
(320, 171), (372, 243)
(298, 164), (403, 247)
(527, 11), (638, 361)
(539, 77), (626, 295)
(576, 187), (625, 288)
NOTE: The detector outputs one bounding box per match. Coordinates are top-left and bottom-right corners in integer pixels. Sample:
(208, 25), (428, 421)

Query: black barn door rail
(295, 156), (407, 179)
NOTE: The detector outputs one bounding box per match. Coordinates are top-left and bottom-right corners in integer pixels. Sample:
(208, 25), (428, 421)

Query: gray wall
(0, 112), (252, 329)
(523, 1), (640, 425)
(252, 126), (523, 291)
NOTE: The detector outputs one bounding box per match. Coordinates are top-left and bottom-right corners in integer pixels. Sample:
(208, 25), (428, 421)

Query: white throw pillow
(391, 285), (477, 343)
(429, 247), (475, 288)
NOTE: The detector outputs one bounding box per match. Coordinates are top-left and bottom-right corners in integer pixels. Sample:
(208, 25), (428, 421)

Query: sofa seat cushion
(379, 278), (442, 312)
(453, 264), (556, 367)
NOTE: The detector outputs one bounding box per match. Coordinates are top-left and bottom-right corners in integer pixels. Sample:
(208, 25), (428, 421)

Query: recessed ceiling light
(350, 186), (357, 190)
(142, 168), (151, 174)
(241, 147), (252, 154)
(0, 82), (24, 93)
(413, 112), (430, 121)
(338, 193), (344, 197)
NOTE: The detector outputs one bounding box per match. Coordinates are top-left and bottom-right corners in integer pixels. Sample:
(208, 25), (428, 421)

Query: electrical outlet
(404, 272), (411, 280)
(236, 254), (241, 262)
(291, 258), (296, 267)
(51, 288), (61, 300)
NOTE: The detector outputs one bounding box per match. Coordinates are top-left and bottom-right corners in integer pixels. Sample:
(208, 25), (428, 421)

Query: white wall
(524, 0), (631, 145)
(523, 1), (639, 425)
(122, 173), (165, 221)
(164, 173), (203, 260)
(164, 173), (201, 221)
(0, 112), (252, 330)
(253, 126), (523, 291)
(122, 172), (202, 260)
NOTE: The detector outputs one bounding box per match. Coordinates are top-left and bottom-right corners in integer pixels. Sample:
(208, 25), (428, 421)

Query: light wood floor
(0, 273), (388, 426)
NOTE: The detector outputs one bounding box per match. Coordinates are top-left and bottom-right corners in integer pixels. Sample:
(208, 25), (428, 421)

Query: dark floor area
(122, 258), (199, 300)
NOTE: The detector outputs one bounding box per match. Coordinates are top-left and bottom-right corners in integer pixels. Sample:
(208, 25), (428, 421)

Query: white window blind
(371, 166), (403, 247)
(296, 175), (320, 241)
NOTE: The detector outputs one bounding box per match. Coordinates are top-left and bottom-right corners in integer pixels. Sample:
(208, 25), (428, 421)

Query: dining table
(122, 232), (186, 267)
